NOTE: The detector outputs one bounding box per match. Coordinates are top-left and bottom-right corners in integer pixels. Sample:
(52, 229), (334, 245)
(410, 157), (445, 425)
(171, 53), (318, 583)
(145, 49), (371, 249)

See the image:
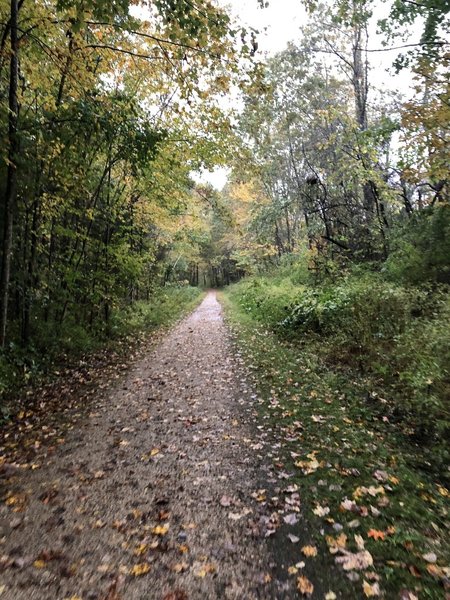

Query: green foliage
(0, 286), (203, 402)
(228, 276), (305, 328)
(111, 285), (202, 335)
(222, 288), (449, 598)
(384, 204), (450, 284)
(227, 264), (450, 466)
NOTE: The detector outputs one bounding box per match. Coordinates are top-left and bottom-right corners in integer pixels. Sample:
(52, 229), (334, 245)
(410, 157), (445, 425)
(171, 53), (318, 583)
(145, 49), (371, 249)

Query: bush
(227, 268), (450, 464)
(228, 277), (305, 328)
(282, 274), (427, 360)
(384, 204), (450, 284)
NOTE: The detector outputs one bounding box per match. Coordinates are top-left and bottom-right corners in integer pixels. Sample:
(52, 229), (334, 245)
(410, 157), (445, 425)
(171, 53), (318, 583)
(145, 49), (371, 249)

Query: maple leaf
(297, 575), (314, 596)
(326, 533), (347, 554)
(367, 529), (385, 541)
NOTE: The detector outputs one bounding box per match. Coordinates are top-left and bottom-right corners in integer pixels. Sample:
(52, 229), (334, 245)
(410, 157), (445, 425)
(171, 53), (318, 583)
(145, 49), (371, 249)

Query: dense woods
(0, 0), (448, 418)
(0, 0), (252, 388)
(0, 0), (449, 598)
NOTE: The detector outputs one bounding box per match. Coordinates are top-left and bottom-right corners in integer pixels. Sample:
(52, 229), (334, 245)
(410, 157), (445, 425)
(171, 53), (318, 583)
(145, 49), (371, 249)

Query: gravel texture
(0, 291), (297, 600)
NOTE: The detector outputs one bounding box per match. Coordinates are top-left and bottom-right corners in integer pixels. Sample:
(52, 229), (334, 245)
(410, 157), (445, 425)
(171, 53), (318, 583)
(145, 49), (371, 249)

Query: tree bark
(0, 0), (19, 347)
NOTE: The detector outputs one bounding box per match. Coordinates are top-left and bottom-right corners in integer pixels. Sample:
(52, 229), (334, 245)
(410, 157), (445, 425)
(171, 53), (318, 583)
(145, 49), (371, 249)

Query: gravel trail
(0, 291), (294, 600)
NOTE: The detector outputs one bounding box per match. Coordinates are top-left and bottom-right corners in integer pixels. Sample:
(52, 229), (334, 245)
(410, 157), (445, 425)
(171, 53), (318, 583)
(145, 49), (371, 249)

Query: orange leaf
(297, 575), (314, 596)
(367, 529), (385, 541)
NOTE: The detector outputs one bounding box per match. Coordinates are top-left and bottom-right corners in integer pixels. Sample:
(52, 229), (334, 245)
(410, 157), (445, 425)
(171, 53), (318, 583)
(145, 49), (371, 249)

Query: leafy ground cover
(221, 287), (449, 599)
(0, 286), (204, 420)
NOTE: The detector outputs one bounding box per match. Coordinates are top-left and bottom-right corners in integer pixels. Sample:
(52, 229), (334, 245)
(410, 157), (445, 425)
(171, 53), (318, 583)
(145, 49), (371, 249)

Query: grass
(221, 289), (449, 600)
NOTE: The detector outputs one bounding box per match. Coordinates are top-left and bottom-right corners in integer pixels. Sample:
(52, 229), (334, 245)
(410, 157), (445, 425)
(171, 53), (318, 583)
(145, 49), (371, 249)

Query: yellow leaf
(297, 575), (314, 596)
(130, 563), (151, 576)
(134, 543), (148, 556)
(33, 560), (46, 569)
(196, 563), (216, 577)
(152, 524), (169, 535)
(437, 485), (449, 497)
(301, 545), (318, 557)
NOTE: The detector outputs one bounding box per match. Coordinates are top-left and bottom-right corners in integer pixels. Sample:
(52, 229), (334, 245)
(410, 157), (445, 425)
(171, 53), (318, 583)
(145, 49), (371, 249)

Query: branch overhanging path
(1, 292), (335, 599)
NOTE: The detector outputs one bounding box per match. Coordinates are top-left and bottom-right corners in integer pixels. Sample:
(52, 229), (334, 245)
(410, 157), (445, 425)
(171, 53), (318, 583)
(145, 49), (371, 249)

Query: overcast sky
(196, 0), (419, 188)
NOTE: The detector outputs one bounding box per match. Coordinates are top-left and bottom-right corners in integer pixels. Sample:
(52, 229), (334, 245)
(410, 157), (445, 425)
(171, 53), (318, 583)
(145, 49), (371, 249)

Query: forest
(0, 0), (449, 598)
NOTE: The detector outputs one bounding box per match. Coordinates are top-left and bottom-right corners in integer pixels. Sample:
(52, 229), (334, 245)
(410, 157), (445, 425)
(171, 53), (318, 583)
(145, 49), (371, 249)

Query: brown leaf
(163, 591), (188, 600)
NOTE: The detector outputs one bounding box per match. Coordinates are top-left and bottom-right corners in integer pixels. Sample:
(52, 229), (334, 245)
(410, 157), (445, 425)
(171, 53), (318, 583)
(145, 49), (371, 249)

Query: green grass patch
(221, 289), (449, 600)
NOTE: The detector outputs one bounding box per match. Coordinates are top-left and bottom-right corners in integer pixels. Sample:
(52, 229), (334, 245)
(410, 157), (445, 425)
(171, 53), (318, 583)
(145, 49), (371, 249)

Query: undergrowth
(228, 271), (450, 471)
(221, 286), (449, 599)
(0, 285), (203, 406)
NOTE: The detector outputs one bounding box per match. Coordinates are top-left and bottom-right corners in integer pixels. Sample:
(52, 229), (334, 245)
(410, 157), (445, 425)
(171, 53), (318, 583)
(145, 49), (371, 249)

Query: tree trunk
(0, 0), (19, 347)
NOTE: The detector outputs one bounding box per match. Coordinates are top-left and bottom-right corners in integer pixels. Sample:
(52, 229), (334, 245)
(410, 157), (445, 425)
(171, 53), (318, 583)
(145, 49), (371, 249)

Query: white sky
(193, 0), (421, 189)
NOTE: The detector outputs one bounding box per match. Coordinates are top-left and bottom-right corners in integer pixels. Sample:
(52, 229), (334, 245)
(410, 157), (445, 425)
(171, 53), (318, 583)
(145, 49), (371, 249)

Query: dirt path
(0, 292), (303, 600)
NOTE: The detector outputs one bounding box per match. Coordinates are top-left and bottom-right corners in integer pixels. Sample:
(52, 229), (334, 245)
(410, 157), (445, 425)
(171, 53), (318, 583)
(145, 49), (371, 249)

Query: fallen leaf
(33, 560), (46, 569)
(313, 505), (330, 517)
(172, 562), (189, 573)
(134, 544), (148, 556)
(367, 529), (385, 541)
(152, 524), (169, 535)
(422, 552), (437, 563)
(196, 563), (216, 577)
(130, 563), (151, 576)
(287, 534), (300, 543)
(363, 581), (381, 597)
(336, 550), (373, 571)
(297, 575), (314, 596)
(325, 593), (337, 600)
(301, 545), (318, 557)
(283, 513), (298, 525)
(399, 590), (419, 600)
(163, 590), (188, 600)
